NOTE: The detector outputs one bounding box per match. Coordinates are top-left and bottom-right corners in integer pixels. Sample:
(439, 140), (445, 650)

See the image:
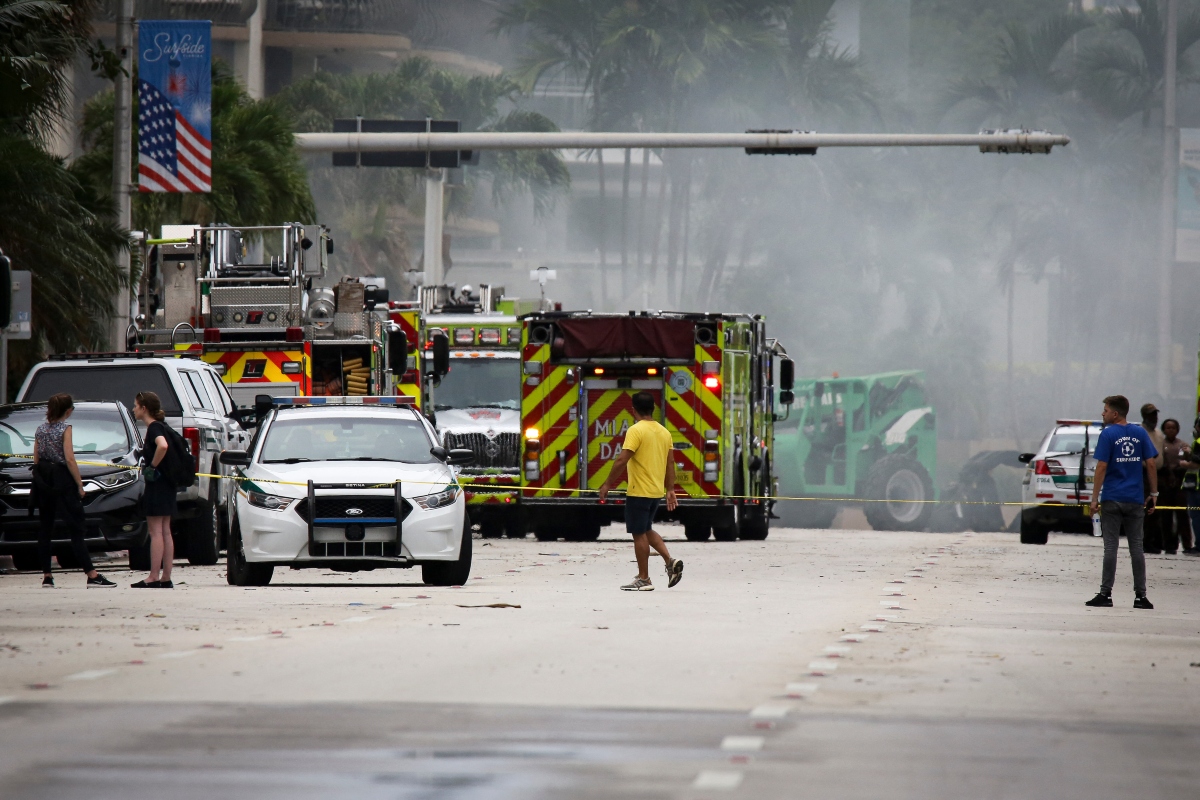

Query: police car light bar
(273, 396), (416, 406)
(1055, 419), (1102, 426)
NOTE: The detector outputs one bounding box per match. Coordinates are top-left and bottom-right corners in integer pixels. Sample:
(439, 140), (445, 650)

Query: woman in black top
(33, 394), (116, 587)
(132, 392), (176, 588)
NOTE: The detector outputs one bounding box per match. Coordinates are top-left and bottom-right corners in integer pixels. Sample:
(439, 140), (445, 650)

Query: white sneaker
(621, 577), (654, 591)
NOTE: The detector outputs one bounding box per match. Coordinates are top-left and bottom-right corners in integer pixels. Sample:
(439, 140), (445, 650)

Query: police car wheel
(422, 517), (473, 586)
(226, 520), (273, 586)
(1019, 521), (1049, 545)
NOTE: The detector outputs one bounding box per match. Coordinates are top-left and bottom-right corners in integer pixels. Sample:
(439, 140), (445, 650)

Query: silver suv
(16, 354), (250, 565)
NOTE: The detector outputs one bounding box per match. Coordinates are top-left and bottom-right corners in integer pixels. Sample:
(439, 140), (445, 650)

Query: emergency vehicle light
(280, 361), (302, 374)
(647, 368), (658, 375)
(285, 326), (304, 342)
(454, 328), (475, 345)
(1055, 419), (1101, 426)
(272, 396), (416, 406)
(524, 427), (540, 440)
(704, 375), (720, 389)
(479, 328), (501, 345)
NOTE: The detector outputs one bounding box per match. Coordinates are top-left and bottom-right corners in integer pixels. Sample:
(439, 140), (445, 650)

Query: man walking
(598, 391), (684, 591)
(1139, 403), (1165, 553)
(1088, 395), (1157, 609)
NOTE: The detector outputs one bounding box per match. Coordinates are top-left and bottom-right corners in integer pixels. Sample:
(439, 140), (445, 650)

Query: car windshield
(0, 405), (132, 458)
(1047, 430), (1099, 455)
(259, 414), (437, 464)
(433, 359), (520, 411)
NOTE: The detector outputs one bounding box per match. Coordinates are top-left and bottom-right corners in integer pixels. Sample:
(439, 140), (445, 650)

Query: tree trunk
(621, 148), (631, 297)
(679, 157), (692, 307)
(665, 159), (684, 308)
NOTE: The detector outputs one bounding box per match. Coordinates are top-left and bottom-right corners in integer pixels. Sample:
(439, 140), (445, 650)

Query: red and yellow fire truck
(519, 311), (793, 541)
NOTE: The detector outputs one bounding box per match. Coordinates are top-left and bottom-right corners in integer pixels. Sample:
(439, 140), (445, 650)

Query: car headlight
(413, 486), (459, 510)
(248, 491), (294, 511)
(88, 470), (138, 491)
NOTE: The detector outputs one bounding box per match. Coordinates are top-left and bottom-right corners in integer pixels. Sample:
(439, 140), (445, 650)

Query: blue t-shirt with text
(1093, 423), (1158, 503)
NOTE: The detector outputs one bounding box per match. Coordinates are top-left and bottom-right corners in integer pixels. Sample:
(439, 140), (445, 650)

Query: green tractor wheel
(863, 454), (934, 531)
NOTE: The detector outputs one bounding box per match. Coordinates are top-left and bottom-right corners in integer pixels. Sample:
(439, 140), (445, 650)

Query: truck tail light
(703, 375), (720, 390)
(479, 328), (501, 345)
(182, 427), (201, 471)
(285, 326), (304, 342)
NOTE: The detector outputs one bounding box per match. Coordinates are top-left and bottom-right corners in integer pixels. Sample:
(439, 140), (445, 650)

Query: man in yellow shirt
(599, 392), (683, 591)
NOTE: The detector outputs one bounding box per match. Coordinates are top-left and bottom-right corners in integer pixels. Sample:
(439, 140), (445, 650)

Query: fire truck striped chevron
(521, 342), (580, 498)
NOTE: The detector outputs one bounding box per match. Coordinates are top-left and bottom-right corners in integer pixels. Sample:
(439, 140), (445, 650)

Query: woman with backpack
(33, 393), (117, 588)
(132, 392), (176, 588)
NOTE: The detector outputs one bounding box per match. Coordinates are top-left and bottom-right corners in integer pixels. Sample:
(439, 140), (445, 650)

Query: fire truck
(518, 311), (794, 541)
(389, 285), (542, 538)
(135, 223), (409, 404)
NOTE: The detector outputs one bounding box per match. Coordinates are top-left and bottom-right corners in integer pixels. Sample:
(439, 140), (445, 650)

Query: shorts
(625, 496), (661, 535)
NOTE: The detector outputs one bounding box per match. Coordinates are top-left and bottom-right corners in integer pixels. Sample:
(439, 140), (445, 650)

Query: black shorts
(625, 496), (661, 535)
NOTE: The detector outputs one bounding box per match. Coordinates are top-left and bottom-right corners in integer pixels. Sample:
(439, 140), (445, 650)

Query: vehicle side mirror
(779, 358), (795, 391)
(447, 448), (475, 466)
(1018, 452), (1035, 464)
(779, 389), (795, 406)
(219, 450), (252, 466)
(431, 330), (450, 380)
(254, 394), (274, 418)
(388, 328), (409, 373)
(326, 237), (335, 255)
(429, 445), (448, 461)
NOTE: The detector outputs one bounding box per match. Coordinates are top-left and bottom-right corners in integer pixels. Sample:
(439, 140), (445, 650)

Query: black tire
(712, 522), (737, 542)
(479, 518), (505, 539)
(568, 522), (602, 542)
(684, 523), (711, 541)
(775, 500), (838, 529)
(862, 455), (935, 531)
(738, 504), (769, 540)
(226, 519), (273, 586)
(534, 524), (560, 542)
(1019, 519), (1049, 545)
(186, 496), (221, 566)
(11, 550), (42, 572)
(128, 535), (151, 571)
(423, 516), (473, 586)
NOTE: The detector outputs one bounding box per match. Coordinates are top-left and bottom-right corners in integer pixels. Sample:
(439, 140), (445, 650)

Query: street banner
(1176, 128), (1200, 262)
(137, 20), (212, 193)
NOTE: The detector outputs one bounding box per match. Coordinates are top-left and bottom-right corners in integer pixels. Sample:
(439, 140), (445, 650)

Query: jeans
(1100, 500), (1146, 596)
(36, 463), (94, 574)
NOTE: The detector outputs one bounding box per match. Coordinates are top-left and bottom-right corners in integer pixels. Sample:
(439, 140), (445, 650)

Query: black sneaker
(1134, 595), (1154, 609)
(130, 579), (159, 588)
(1085, 593), (1113, 607)
(86, 574), (117, 588)
(41, 575), (55, 589)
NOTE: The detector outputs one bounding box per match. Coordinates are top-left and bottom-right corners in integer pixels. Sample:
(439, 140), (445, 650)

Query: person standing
(32, 394), (116, 588)
(1138, 403), (1165, 553)
(1088, 395), (1157, 609)
(131, 392), (176, 588)
(1177, 416), (1200, 555)
(598, 391), (684, 592)
(1157, 418), (1193, 555)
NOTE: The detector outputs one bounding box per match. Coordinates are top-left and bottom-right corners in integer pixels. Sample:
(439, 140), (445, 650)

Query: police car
(1018, 419), (1101, 544)
(219, 397), (474, 586)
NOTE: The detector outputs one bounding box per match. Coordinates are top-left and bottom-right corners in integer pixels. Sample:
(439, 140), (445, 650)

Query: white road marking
(862, 623), (888, 632)
(720, 735), (765, 751)
(749, 703), (792, 719)
(227, 636), (265, 642)
(343, 615), (375, 624)
(880, 601), (903, 609)
(822, 645), (852, 656)
(839, 633), (869, 643)
(158, 651), (198, 659)
(807, 660), (838, 675)
(64, 669), (117, 682)
(0, 696), (15, 704)
(693, 770), (744, 790)
(785, 682), (819, 697)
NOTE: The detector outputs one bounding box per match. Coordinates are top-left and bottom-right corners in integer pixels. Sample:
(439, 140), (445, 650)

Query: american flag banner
(137, 20), (212, 194)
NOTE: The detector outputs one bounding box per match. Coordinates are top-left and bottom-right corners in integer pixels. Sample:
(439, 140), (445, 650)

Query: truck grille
(443, 432), (520, 469)
(295, 496), (411, 525)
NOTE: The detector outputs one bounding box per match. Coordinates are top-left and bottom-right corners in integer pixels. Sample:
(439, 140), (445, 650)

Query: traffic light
(0, 248), (11, 329)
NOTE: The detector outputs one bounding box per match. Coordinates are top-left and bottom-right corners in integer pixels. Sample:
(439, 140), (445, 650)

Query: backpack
(155, 423), (197, 488)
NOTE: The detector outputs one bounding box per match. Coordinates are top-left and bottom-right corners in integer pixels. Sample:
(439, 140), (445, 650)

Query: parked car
(16, 354), (251, 564)
(1018, 419), (1099, 544)
(0, 401), (146, 570)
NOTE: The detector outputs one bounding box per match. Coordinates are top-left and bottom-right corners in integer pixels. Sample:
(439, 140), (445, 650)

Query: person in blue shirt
(1087, 395), (1158, 609)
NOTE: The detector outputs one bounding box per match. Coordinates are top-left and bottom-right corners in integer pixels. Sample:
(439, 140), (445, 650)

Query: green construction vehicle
(773, 371), (938, 530)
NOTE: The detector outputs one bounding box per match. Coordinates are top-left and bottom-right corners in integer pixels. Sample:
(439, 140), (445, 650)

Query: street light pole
(111, 0), (134, 351)
(1159, 0), (1179, 399)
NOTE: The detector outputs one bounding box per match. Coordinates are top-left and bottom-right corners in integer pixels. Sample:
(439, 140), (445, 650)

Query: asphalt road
(0, 527), (1197, 798)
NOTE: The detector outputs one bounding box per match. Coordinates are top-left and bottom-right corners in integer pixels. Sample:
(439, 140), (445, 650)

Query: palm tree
(0, 0), (128, 392)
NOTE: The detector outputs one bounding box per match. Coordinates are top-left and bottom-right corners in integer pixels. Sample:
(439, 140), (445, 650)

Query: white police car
(219, 397), (474, 586)
(1018, 419), (1100, 544)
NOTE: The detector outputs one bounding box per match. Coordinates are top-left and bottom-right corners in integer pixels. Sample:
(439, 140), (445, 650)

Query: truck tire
(423, 518), (473, 586)
(534, 524), (561, 542)
(186, 493), (221, 566)
(479, 518), (505, 539)
(226, 519), (273, 586)
(1019, 518), (1049, 545)
(128, 535), (151, 571)
(567, 521), (602, 542)
(776, 500), (839, 530)
(863, 455), (934, 531)
(738, 504), (770, 540)
(712, 523), (738, 541)
(684, 523), (711, 541)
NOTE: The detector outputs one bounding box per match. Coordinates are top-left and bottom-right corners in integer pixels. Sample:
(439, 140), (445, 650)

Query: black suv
(0, 402), (146, 570)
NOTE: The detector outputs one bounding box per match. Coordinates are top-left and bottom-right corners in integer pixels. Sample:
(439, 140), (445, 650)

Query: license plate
(676, 470), (694, 485)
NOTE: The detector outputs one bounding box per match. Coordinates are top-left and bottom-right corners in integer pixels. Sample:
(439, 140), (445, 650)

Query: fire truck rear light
(427, 328), (447, 344)
(182, 427), (201, 471)
(285, 326), (304, 342)
(647, 368), (658, 375)
(479, 328), (501, 345)
(704, 439), (719, 452)
(280, 361), (302, 374)
(523, 361), (542, 375)
(593, 367), (605, 375)
(704, 429), (718, 438)
(524, 427), (540, 440)
(203, 328), (221, 343)
(701, 361), (720, 375)
(454, 328), (475, 345)
(704, 376), (720, 389)
(704, 452), (719, 463)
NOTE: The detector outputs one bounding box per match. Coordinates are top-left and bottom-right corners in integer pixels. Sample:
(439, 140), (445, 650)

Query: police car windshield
(433, 360), (520, 411)
(1047, 431), (1098, 455)
(260, 415), (437, 464)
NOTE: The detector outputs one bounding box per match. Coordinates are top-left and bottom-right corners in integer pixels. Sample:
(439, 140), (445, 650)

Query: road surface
(0, 527), (1197, 798)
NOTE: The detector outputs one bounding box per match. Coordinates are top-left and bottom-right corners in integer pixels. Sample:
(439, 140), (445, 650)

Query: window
(259, 413), (436, 464)
(24, 366), (183, 417)
(0, 405), (132, 457)
(181, 371), (213, 411)
(432, 359), (521, 411)
(202, 370), (233, 415)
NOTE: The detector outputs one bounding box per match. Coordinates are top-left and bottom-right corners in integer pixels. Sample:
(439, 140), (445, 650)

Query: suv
(1018, 419), (1100, 544)
(0, 401), (146, 570)
(16, 354), (251, 564)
